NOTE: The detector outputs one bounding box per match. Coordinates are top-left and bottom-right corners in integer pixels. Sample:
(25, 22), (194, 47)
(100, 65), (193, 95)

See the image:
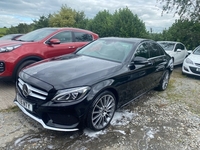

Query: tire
(14, 60), (37, 81)
(87, 91), (116, 131)
(157, 70), (170, 91)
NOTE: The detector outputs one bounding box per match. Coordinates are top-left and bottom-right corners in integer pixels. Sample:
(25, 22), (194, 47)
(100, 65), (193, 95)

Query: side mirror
(133, 56), (149, 65)
(46, 39), (61, 45)
(176, 49), (182, 52)
(129, 56), (149, 70)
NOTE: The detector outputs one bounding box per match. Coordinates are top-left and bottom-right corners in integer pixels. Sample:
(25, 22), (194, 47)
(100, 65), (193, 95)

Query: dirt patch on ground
(0, 66), (200, 150)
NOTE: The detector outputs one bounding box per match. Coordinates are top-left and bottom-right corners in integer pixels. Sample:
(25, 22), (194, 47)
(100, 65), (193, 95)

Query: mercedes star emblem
(22, 83), (30, 97)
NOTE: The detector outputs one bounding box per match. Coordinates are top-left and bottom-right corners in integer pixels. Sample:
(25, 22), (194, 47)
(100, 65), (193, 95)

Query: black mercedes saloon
(14, 37), (173, 131)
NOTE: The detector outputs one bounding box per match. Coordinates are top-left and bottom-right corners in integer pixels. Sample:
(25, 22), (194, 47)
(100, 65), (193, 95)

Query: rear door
(148, 42), (168, 87)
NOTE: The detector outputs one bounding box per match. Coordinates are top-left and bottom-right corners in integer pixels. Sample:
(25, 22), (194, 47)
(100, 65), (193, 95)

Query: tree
(86, 10), (113, 37)
(112, 7), (147, 37)
(33, 15), (51, 30)
(158, 0), (200, 21)
(157, 19), (200, 50)
(6, 23), (33, 34)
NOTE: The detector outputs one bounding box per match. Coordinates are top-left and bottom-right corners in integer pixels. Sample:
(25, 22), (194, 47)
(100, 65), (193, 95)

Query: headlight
(52, 86), (90, 102)
(185, 58), (193, 64)
(0, 44), (21, 53)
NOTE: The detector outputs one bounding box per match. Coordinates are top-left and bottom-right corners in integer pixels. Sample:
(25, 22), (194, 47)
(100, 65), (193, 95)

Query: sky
(0, 0), (179, 33)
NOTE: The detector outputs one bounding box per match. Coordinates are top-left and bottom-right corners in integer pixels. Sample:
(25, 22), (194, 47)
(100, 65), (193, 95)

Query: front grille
(189, 66), (200, 75)
(0, 62), (5, 73)
(18, 78), (48, 100)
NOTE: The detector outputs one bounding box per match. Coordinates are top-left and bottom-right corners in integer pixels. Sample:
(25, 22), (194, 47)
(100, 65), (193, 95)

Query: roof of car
(157, 41), (180, 44)
(101, 37), (153, 43)
(40, 27), (96, 33)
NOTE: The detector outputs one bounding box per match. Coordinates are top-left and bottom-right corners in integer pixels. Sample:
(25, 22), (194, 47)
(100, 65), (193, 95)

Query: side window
(149, 43), (164, 58)
(51, 31), (72, 43)
(179, 44), (185, 50)
(74, 32), (93, 42)
(135, 42), (149, 59)
(175, 43), (184, 51)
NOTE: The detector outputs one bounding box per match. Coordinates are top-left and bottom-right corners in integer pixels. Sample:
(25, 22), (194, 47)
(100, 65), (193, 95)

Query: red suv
(0, 28), (99, 81)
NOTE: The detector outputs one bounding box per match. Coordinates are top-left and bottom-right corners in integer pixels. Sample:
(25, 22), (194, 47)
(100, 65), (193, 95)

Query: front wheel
(157, 70), (170, 91)
(14, 60), (37, 81)
(87, 91), (116, 131)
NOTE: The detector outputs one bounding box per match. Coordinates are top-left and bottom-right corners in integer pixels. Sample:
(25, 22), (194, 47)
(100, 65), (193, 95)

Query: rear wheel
(157, 70), (170, 91)
(14, 60), (36, 81)
(87, 91), (116, 131)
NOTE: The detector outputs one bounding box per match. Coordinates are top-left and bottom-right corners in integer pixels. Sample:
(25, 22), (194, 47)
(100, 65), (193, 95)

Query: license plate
(17, 94), (33, 111)
(196, 68), (200, 72)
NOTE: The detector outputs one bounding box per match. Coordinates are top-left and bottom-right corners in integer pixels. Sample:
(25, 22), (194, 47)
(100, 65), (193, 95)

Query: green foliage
(163, 19), (200, 49)
(6, 23), (34, 34)
(86, 10), (113, 37)
(112, 7), (147, 38)
(0, 27), (8, 37)
(158, 0), (200, 22)
(33, 15), (51, 30)
(87, 7), (148, 38)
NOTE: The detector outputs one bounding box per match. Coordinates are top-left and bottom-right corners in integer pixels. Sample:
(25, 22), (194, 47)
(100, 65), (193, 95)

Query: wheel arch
(12, 55), (43, 79)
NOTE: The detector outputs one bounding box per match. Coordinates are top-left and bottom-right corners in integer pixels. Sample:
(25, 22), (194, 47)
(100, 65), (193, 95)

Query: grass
(0, 106), (19, 113)
(162, 68), (200, 115)
(0, 27), (8, 37)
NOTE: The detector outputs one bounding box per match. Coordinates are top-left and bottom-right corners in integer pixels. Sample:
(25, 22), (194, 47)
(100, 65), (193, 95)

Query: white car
(182, 45), (200, 76)
(157, 41), (188, 66)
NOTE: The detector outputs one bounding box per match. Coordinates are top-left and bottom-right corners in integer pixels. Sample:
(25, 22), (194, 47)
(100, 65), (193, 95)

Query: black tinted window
(51, 31), (72, 43)
(149, 43), (164, 58)
(135, 42), (149, 59)
(74, 32), (93, 42)
(175, 43), (185, 50)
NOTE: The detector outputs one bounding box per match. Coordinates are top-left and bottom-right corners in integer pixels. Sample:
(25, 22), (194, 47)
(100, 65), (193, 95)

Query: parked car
(0, 27), (99, 81)
(182, 45), (200, 76)
(157, 41), (188, 66)
(0, 34), (23, 41)
(14, 37), (173, 132)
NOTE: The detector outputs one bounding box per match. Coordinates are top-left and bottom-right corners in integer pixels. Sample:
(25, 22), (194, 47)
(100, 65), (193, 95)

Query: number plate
(17, 94), (33, 111)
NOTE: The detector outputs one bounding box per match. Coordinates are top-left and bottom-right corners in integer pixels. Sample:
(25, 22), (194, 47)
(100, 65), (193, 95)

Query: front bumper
(182, 62), (200, 77)
(14, 100), (79, 132)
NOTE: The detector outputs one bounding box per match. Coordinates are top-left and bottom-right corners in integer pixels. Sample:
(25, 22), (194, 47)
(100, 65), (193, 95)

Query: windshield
(158, 42), (175, 51)
(193, 46), (200, 55)
(17, 28), (58, 42)
(76, 39), (134, 62)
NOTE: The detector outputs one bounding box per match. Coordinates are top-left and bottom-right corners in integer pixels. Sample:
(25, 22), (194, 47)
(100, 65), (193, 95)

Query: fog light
(0, 62), (5, 73)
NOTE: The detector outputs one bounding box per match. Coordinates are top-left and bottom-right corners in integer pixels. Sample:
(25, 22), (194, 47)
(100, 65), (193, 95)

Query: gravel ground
(0, 66), (200, 150)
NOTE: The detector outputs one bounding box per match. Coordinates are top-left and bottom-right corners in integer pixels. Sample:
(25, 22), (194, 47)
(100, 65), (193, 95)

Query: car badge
(22, 83), (30, 97)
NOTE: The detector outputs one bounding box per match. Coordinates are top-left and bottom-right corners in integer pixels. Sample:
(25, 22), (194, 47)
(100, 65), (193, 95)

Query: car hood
(23, 54), (122, 90)
(188, 54), (200, 63)
(0, 40), (22, 46)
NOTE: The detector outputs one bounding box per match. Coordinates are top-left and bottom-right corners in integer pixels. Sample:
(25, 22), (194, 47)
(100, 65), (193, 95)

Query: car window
(175, 43), (185, 51)
(135, 42), (149, 59)
(149, 43), (164, 58)
(158, 42), (175, 51)
(51, 31), (72, 43)
(77, 39), (134, 62)
(74, 32), (93, 42)
(18, 28), (57, 42)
